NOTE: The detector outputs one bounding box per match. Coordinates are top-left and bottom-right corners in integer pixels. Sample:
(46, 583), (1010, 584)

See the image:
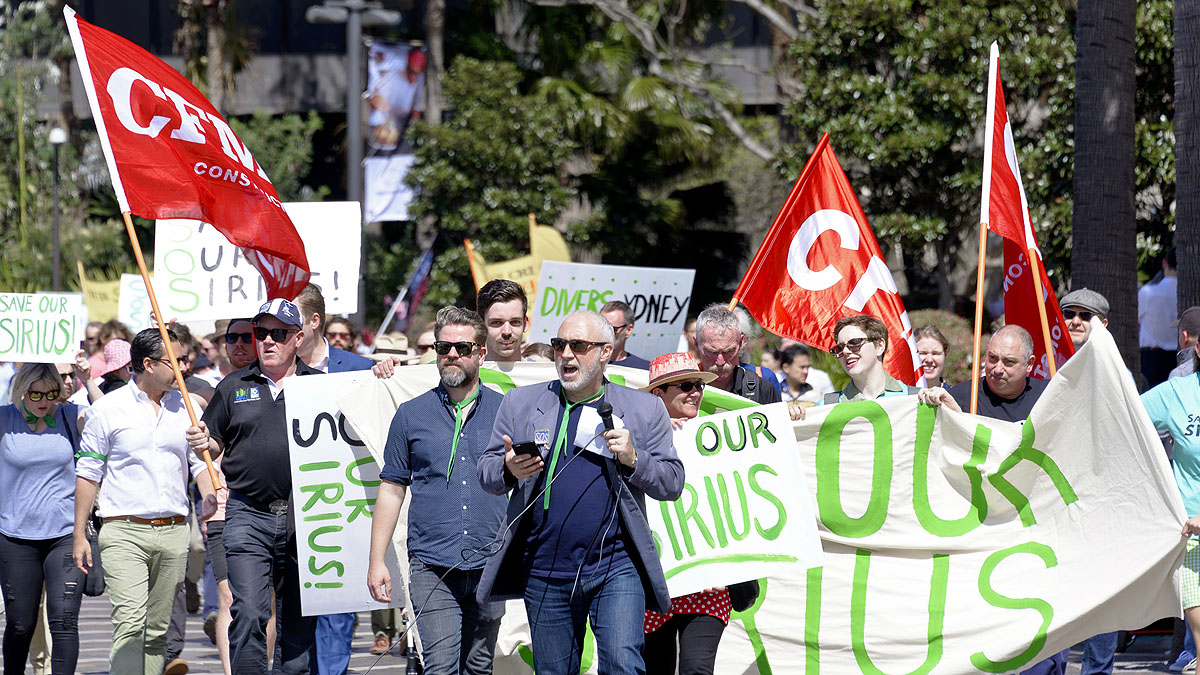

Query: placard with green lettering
(0, 292), (85, 363)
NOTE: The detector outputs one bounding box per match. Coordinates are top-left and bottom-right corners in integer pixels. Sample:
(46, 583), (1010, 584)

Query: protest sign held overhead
(154, 202), (361, 320)
(117, 273), (153, 332)
(981, 42), (1073, 378)
(648, 403), (823, 598)
(733, 134), (923, 385)
(0, 293), (84, 363)
(529, 261), (694, 361)
(76, 262), (119, 322)
(64, 6), (309, 301)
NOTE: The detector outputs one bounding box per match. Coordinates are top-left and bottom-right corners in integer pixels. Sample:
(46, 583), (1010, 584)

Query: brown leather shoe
(370, 632), (392, 655)
(164, 657), (189, 675)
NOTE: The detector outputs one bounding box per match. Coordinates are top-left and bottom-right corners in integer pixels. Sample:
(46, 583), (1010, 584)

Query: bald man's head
(990, 324), (1034, 362)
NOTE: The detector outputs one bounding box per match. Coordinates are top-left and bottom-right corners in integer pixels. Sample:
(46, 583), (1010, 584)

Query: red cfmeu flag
(64, 7), (310, 300)
(733, 134), (923, 385)
(981, 42), (1073, 376)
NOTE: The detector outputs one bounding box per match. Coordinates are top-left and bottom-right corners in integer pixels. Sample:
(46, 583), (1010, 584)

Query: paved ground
(5, 593), (1187, 673)
(75, 594), (412, 674)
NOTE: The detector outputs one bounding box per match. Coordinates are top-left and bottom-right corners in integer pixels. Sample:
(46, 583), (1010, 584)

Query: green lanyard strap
(542, 385), (605, 509)
(445, 387), (480, 483)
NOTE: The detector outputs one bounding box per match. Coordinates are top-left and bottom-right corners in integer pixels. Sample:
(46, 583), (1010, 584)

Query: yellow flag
(464, 215), (571, 315)
(76, 261), (119, 321)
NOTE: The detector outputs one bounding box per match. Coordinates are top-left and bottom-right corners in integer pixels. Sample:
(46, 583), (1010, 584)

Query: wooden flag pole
(1027, 247), (1058, 378)
(464, 238), (486, 291)
(970, 222), (987, 415)
(120, 212), (222, 490)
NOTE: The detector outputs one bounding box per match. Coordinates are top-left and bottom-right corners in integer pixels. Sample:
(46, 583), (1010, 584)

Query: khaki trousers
(99, 520), (188, 675)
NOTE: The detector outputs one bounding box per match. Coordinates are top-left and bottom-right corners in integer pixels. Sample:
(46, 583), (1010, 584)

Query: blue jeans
(224, 495), (317, 674)
(315, 613), (355, 675)
(524, 562), (645, 675)
(407, 557), (504, 675)
(1080, 632), (1117, 675)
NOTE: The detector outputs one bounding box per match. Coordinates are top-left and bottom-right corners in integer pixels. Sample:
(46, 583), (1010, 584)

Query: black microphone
(598, 402), (615, 431)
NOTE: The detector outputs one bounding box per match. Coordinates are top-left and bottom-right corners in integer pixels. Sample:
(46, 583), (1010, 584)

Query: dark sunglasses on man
(433, 341), (478, 356)
(1061, 308), (1096, 322)
(225, 331), (254, 345)
(253, 326), (298, 343)
(549, 338), (607, 354)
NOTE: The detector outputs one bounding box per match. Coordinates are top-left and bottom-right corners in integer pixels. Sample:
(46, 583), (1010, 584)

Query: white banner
(154, 201), (361, 320)
(529, 261), (694, 363)
(117, 273), (153, 333)
(365, 155), (416, 223)
(649, 404), (824, 597)
(334, 324), (1185, 673)
(286, 371), (405, 616)
(0, 292), (84, 363)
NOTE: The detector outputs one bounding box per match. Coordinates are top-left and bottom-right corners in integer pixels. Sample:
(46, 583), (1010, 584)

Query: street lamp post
(49, 127), (67, 292)
(305, 0), (402, 205)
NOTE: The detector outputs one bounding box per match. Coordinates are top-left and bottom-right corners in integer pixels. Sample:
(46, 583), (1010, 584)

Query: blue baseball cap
(253, 298), (303, 328)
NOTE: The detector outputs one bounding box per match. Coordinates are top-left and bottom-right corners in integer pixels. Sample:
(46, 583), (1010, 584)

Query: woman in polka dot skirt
(640, 353), (742, 674)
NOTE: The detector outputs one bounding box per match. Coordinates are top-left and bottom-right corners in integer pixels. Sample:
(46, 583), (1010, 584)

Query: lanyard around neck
(445, 387), (480, 482)
(543, 385), (605, 510)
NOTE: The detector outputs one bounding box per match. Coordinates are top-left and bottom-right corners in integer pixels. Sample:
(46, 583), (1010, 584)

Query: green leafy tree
(401, 57), (580, 308)
(230, 111), (329, 202)
(0, 3), (132, 291)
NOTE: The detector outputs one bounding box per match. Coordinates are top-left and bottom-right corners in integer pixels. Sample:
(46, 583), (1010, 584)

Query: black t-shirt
(202, 359), (322, 503)
(948, 377), (1048, 423)
(610, 353), (651, 369)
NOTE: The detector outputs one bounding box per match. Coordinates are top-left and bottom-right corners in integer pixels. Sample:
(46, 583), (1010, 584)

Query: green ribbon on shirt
(445, 387), (480, 483)
(542, 385), (605, 510)
(22, 402), (56, 428)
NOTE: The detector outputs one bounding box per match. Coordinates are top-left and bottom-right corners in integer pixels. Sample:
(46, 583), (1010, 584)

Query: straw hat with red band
(641, 352), (717, 392)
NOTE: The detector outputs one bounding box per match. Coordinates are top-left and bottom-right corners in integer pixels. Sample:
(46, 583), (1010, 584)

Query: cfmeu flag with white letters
(732, 133), (923, 385)
(64, 7), (310, 300)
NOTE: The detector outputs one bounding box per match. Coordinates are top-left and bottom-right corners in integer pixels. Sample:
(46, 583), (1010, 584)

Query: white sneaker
(1184, 657), (1197, 675)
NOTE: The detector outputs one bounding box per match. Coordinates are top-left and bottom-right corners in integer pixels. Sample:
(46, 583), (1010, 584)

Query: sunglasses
(433, 341), (478, 356)
(665, 380), (705, 393)
(550, 338), (607, 354)
(1062, 309), (1096, 322)
(27, 389), (60, 402)
(253, 326), (298, 342)
(225, 331), (254, 345)
(415, 343), (436, 353)
(830, 337), (870, 358)
(154, 356), (189, 367)
(325, 331), (352, 339)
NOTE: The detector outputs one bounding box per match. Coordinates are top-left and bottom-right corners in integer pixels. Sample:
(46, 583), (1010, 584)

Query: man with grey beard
(366, 307), (507, 673)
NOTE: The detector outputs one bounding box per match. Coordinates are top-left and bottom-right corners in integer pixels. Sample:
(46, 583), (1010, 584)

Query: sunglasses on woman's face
(668, 380), (705, 393)
(27, 389), (60, 402)
(830, 337), (869, 358)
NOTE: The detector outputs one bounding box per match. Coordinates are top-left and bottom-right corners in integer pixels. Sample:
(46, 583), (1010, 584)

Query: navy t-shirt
(948, 377), (1048, 423)
(524, 396), (631, 579)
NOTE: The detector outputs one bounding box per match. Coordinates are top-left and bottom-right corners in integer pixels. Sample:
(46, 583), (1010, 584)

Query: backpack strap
(823, 391), (841, 405)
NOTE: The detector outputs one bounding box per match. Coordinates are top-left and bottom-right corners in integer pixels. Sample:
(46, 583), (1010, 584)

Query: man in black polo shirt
(187, 298), (321, 674)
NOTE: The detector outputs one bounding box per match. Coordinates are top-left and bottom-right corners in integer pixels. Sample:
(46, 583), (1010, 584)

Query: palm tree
(1178, 0), (1200, 311)
(1072, 0), (1139, 371)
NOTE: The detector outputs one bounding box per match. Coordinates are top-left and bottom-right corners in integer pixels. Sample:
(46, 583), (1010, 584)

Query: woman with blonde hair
(0, 363), (88, 674)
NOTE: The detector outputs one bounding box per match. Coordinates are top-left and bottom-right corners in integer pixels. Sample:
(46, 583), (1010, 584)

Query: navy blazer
(328, 345), (374, 373)
(475, 379), (684, 613)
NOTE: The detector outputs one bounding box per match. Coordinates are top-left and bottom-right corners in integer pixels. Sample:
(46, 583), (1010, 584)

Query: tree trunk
(424, 0), (445, 124)
(205, 0), (227, 114)
(1072, 0), (1138, 373)
(1178, 1), (1200, 311)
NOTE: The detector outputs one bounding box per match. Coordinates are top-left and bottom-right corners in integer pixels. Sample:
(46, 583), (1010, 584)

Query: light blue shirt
(0, 403), (80, 539)
(1142, 373), (1200, 515)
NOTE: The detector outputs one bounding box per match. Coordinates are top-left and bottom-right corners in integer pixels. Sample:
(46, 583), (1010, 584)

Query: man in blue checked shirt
(367, 306), (507, 674)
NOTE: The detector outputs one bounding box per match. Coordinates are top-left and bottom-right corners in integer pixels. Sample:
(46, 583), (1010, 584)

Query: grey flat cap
(1060, 288), (1110, 317)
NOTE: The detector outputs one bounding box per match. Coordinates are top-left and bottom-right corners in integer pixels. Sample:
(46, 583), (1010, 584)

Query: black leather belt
(229, 490), (289, 515)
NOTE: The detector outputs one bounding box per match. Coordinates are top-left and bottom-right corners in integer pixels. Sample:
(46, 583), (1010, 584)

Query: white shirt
(76, 378), (205, 519)
(1139, 276), (1178, 350)
(807, 367), (836, 395)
